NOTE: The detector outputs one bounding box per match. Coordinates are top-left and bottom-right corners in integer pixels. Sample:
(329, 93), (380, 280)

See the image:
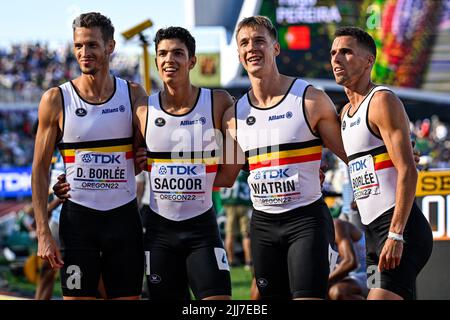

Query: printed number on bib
(248, 167), (300, 206)
(151, 163), (206, 202)
(349, 154), (380, 200)
(72, 150), (128, 190)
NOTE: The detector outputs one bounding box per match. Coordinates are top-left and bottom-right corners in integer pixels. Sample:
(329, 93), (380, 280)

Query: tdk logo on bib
(158, 166), (168, 175)
(349, 159), (367, 173)
(81, 154), (121, 164)
(254, 168), (289, 180)
(81, 154), (92, 163)
(158, 165), (198, 175)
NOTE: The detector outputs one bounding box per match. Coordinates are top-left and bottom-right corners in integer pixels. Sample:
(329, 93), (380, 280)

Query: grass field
(1, 265), (253, 300)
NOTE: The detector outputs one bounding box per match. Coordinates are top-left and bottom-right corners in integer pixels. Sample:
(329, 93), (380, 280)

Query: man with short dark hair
(133, 26), (233, 300)
(331, 26), (433, 300)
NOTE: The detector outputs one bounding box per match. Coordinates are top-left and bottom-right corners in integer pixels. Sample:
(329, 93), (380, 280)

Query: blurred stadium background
(1, 0), (449, 299)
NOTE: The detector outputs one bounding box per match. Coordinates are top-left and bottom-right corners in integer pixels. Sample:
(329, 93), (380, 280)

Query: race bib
(348, 154), (380, 200)
(151, 163), (206, 202)
(248, 167), (300, 206)
(72, 150), (128, 190)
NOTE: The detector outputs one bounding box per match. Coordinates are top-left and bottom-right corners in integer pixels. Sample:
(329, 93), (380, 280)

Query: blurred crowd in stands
(0, 42), (140, 102)
(410, 116), (450, 169)
(0, 109), (37, 168)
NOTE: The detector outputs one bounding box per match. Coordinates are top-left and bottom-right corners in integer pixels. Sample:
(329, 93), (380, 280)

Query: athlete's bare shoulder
(212, 89), (234, 131)
(39, 87), (64, 121)
(304, 85), (338, 131)
(369, 90), (406, 127)
(128, 81), (148, 105)
(213, 89), (234, 112)
(370, 90), (404, 114)
(223, 103), (237, 128)
(134, 95), (148, 119)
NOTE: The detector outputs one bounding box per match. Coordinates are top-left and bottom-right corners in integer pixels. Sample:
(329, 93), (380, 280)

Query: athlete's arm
(369, 91), (417, 271)
(328, 220), (360, 285)
(133, 95), (149, 173)
(136, 171), (146, 209)
(304, 87), (348, 163)
(31, 88), (64, 269)
(47, 197), (63, 217)
(130, 83), (148, 175)
(214, 105), (244, 187)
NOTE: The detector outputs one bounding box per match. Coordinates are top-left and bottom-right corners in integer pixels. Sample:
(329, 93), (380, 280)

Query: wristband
(388, 232), (405, 243)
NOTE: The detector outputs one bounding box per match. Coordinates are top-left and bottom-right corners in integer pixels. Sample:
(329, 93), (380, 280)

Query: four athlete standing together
(32, 12), (433, 300)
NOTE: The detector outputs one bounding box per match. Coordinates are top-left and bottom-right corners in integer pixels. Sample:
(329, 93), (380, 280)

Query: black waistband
(146, 206), (216, 225)
(252, 197), (326, 220)
(63, 198), (137, 214)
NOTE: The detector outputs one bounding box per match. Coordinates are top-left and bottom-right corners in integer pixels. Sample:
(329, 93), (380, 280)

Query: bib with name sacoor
(145, 88), (220, 221)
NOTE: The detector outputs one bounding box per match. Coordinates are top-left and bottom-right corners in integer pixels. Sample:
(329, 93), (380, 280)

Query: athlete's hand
(412, 141), (420, 165)
(135, 147), (147, 172)
(319, 164), (327, 189)
(37, 232), (64, 269)
(53, 174), (71, 201)
(378, 238), (403, 272)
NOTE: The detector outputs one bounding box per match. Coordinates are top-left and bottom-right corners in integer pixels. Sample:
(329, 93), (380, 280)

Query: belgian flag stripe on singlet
(347, 145), (394, 171)
(245, 139), (323, 171)
(58, 137), (134, 164)
(146, 149), (220, 173)
(244, 139), (322, 158)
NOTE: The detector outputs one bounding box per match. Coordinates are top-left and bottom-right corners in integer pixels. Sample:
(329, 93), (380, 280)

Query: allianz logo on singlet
(101, 105), (126, 114)
(180, 117), (207, 126)
(350, 117), (361, 127)
(268, 111), (293, 121)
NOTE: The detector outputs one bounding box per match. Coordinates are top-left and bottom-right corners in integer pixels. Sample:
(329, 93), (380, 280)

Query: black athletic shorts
(143, 207), (231, 300)
(251, 197), (335, 299)
(59, 199), (144, 298)
(365, 202), (433, 300)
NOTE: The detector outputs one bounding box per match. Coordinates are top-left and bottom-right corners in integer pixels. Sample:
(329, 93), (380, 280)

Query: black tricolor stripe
(347, 145), (388, 162)
(245, 139), (322, 158)
(58, 137), (133, 150)
(147, 149), (219, 159)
